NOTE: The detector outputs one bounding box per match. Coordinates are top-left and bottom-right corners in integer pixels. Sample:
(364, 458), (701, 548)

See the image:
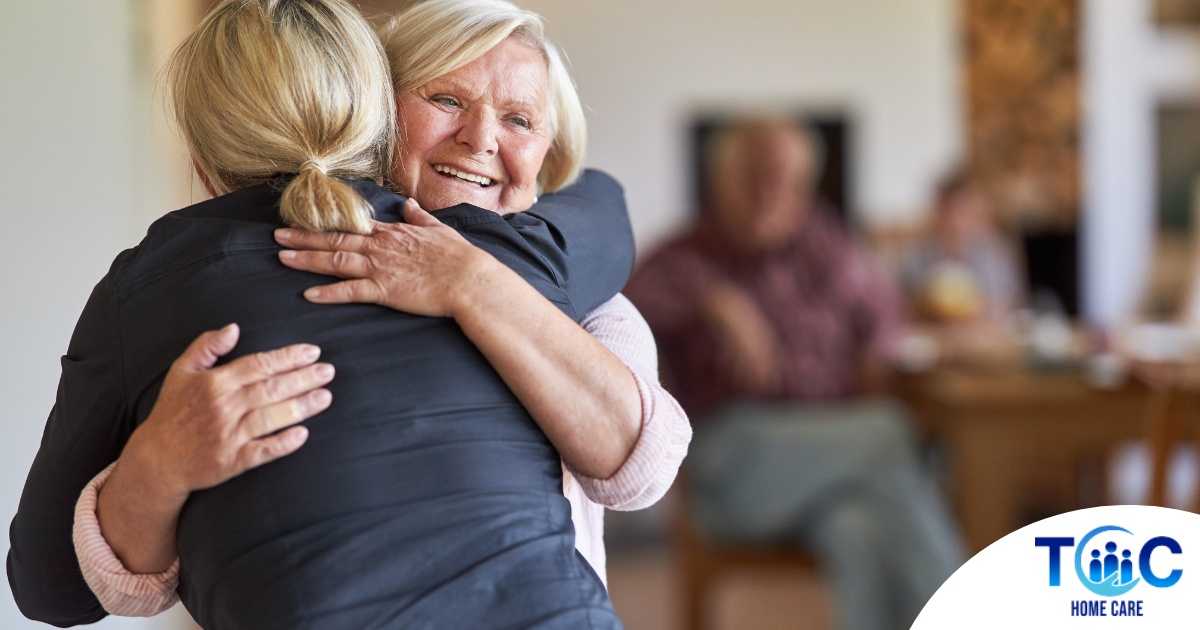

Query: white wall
(1082, 0), (1200, 327)
(0, 1), (191, 627)
(521, 0), (963, 248)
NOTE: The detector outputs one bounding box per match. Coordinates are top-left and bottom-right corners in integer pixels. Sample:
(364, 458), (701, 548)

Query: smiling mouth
(433, 164), (493, 188)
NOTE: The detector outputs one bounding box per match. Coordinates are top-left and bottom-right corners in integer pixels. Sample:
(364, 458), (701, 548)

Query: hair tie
(300, 159), (328, 175)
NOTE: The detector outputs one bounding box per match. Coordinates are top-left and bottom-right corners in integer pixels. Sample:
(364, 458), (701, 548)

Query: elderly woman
(9, 0), (689, 628)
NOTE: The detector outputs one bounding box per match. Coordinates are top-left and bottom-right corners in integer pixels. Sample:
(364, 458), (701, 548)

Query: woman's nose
(456, 109), (498, 156)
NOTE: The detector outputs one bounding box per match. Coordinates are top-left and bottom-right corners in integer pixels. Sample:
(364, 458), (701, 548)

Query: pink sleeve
(73, 462), (180, 617)
(571, 293), (692, 511)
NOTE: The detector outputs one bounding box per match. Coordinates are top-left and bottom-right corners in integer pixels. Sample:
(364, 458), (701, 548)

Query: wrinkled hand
(119, 324), (334, 502)
(275, 198), (496, 318)
(702, 282), (786, 395)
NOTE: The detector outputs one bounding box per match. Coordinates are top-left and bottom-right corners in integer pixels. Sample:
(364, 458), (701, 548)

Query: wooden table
(898, 367), (1150, 554)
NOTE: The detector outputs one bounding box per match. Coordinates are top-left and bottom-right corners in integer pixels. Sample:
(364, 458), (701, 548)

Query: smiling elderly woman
(9, 0), (691, 628)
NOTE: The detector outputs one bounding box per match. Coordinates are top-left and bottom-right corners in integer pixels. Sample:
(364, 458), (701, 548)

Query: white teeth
(433, 164), (492, 187)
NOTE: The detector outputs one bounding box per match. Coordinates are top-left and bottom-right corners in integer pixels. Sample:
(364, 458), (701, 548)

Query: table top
(899, 367), (1146, 407)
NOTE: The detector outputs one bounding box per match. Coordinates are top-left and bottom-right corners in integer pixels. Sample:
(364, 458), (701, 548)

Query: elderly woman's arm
(568, 295), (691, 509)
(276, 199), (643, 478)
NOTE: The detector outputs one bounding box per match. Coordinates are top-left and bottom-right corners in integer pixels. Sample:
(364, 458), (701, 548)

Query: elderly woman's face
(394, 37), (551, 214)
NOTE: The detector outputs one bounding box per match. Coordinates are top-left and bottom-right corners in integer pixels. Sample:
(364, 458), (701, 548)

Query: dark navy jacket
(8, 172), (631, 629)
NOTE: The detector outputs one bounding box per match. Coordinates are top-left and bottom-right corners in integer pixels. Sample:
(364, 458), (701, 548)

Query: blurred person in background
(626, 117), (963, 630)
(902, 169), (1022, 326)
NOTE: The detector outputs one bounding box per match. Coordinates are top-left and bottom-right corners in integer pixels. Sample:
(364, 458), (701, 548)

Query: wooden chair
(1144, 360), (1200, 511)
(672, 478), (820, 630)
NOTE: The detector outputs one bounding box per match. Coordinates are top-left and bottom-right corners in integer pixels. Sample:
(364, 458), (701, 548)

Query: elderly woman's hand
(100, 324), (334, 572)
(276, 199), (497, 317)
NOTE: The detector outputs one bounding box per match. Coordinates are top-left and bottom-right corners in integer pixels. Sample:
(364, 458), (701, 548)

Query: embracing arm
(571, 295), (691, 509)
(447, 258), (644, 478)
(74, 297), (688, 619)
(276, 171), (637, 476)
(74, 463), (180, 617)
(278, 199), (642, 478)
(96, 326), (331, 573)
(78, 326), (332, 616)
(72, 295), (691, 615)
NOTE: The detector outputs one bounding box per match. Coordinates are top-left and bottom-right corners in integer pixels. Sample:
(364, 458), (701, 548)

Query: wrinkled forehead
(419, 38), (549, 111)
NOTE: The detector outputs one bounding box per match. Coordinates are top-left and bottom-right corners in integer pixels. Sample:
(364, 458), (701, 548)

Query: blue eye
(432, 96), (460, 108)
(508, 116), (532, 130)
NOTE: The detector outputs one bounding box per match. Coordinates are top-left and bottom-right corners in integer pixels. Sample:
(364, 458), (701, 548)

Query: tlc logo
(1036, 526), (1182, 597)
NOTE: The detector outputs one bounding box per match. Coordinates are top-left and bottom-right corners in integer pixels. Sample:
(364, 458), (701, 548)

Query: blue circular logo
(1074, 525), (1140, 597)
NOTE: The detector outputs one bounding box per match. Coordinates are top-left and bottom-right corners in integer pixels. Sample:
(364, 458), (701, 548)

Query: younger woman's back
(87, 179), (625, 628)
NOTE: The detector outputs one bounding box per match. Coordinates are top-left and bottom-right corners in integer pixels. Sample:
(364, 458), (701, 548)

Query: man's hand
(701, 282), (785, 395)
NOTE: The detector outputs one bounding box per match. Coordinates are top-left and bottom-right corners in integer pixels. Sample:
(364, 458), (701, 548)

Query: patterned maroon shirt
(626, 206), (904, 417)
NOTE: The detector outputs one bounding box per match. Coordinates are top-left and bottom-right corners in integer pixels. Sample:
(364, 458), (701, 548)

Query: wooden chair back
(672, 476), (820, 630)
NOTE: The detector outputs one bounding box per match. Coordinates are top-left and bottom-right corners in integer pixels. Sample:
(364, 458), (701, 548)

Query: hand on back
(275, 198), (498, 318)
(119, 324), (333, 502)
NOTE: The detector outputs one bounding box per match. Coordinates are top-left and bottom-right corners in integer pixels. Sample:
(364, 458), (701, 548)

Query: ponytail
(281, 160), (374, 234)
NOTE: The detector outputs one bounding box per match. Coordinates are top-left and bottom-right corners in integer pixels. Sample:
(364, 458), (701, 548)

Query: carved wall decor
(965, 0), (1081, 229)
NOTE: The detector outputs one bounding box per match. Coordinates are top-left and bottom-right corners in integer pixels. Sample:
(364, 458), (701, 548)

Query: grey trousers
(686, 399), (964, 630)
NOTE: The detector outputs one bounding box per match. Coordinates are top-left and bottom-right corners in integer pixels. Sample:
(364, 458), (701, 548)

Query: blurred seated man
(625, 118), (964, 630)
(902, 170), (1022, 326)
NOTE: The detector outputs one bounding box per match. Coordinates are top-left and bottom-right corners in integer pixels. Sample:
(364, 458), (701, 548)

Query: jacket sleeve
(8, 257), (136, 626)
(506, 169), (634, 317)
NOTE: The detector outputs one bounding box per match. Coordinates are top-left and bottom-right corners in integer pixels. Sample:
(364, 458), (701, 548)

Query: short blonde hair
(168, 0), (396, 234)
(377, 0), (586, 193)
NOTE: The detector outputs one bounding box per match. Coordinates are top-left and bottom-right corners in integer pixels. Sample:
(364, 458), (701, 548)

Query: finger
(279, 249), (373, 279)
(240, 388), (332, 440)
(275, 227), (369, 253)
(303, 279), (385, 305)
(175, 323), (240, 372)
(240, 362), (335, 410)
(237, 425), (310, 471)
(402, 198), (442, 227)
(221, 342), (322, 384)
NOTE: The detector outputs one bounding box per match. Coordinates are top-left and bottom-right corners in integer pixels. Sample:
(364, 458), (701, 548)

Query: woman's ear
(192, 157), (217, 197)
